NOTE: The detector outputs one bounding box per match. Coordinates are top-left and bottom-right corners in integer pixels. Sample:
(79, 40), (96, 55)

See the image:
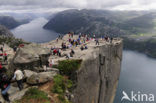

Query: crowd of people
(48, 33), (114, 65)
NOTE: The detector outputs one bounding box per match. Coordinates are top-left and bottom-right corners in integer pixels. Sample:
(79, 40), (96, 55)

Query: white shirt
(14, 70), (24, 81)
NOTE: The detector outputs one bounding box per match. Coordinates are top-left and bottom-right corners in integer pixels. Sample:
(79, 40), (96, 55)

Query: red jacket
(0, 64), (2, 69)
(4, 53), (7, 56)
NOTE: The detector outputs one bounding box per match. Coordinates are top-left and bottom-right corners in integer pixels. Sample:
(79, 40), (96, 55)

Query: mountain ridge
(44, 9), (156, 36)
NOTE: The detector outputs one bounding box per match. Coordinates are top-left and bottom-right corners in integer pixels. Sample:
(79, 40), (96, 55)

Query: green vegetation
(52, 75), (72, 103)
(24, 88), (49, 100)
(52, 75), (73, 94)
(0, 36), (29, 48)
(124, 37), (156, 58)
(58, 59), (82, 76)
(14, 88), (50, 103)
(52, 59), (82, 103)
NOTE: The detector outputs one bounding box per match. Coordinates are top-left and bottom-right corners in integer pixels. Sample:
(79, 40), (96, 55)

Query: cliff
(70, 38), (122, 103)
(0, 35), (122, 103)
(43, 35), (123, 103)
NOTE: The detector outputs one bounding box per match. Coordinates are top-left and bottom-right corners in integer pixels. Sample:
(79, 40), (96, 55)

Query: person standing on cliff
(13, 69), (24, 91)
(95, 38), (99, 45)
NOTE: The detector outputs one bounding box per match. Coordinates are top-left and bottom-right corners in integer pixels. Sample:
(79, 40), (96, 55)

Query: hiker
(13, 69), (24, 91)
(80, 46), (84, 51)
(53, 49), (58, 55)
(62, 42), (67, 50)
(0, 67), (11, 102)
(110, 37), (113, 43)
(93, 34), (96, 39)
(69, 38), (71, 43)
(58, 34), (61, 39)
(13, 46), (17, 52)
(57, 49), (61, 57)
(95, 38), (99, 45)
(105, 36), (109, 42)
(84, 45), (88, 49)
(49, 59), (54, 67)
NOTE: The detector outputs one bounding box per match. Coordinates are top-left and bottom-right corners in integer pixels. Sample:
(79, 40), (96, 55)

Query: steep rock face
(0, 25), (13, 36)
(71, 40), (123, 103)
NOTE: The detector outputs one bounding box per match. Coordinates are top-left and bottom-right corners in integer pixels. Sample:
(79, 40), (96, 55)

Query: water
(11, 17), (58, 43)
(114, 50), (156, 103)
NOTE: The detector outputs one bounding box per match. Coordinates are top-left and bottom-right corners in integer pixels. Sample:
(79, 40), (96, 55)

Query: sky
(0, 0), (156, 13)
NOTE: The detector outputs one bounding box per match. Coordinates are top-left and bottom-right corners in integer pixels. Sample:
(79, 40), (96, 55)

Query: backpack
(0, 73), (10, 89)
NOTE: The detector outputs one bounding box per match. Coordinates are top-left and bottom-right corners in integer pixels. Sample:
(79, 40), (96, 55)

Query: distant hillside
(0, 16), (29, 29)
(119, 13), (156, 34)
(44, 9), (156, 36)
(44, 9), (124, 37)
(0, 25), (13, 36)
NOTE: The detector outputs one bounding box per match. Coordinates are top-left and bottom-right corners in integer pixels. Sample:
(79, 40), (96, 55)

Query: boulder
(26, 71), (57, 85)
(24, 70), (37, 78)
(13, 44), (50, 71)
(46, 67), (60, 73)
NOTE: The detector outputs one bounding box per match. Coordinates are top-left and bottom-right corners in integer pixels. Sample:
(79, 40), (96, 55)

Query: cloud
(0, 0), (155, 12)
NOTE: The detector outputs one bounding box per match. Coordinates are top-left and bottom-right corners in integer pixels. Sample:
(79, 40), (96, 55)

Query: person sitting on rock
(62, 42), (67, 50)
(0, 67), (11, 102)
(68, 44), (72, 48)
(53, 49), (58, 55)
(13, 69), (24, 91)
(80, 45), (84, 51)
(84, 45), (88, 49)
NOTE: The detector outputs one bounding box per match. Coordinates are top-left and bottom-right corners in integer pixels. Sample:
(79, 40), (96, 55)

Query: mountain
(44, 9), (156, 36)
(0, 24), (13, 36)
(0, 16), (30, 29)
(44, 9), (124, 36)
(119, 12), (156, 34)
(0, 16), (20, 29)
